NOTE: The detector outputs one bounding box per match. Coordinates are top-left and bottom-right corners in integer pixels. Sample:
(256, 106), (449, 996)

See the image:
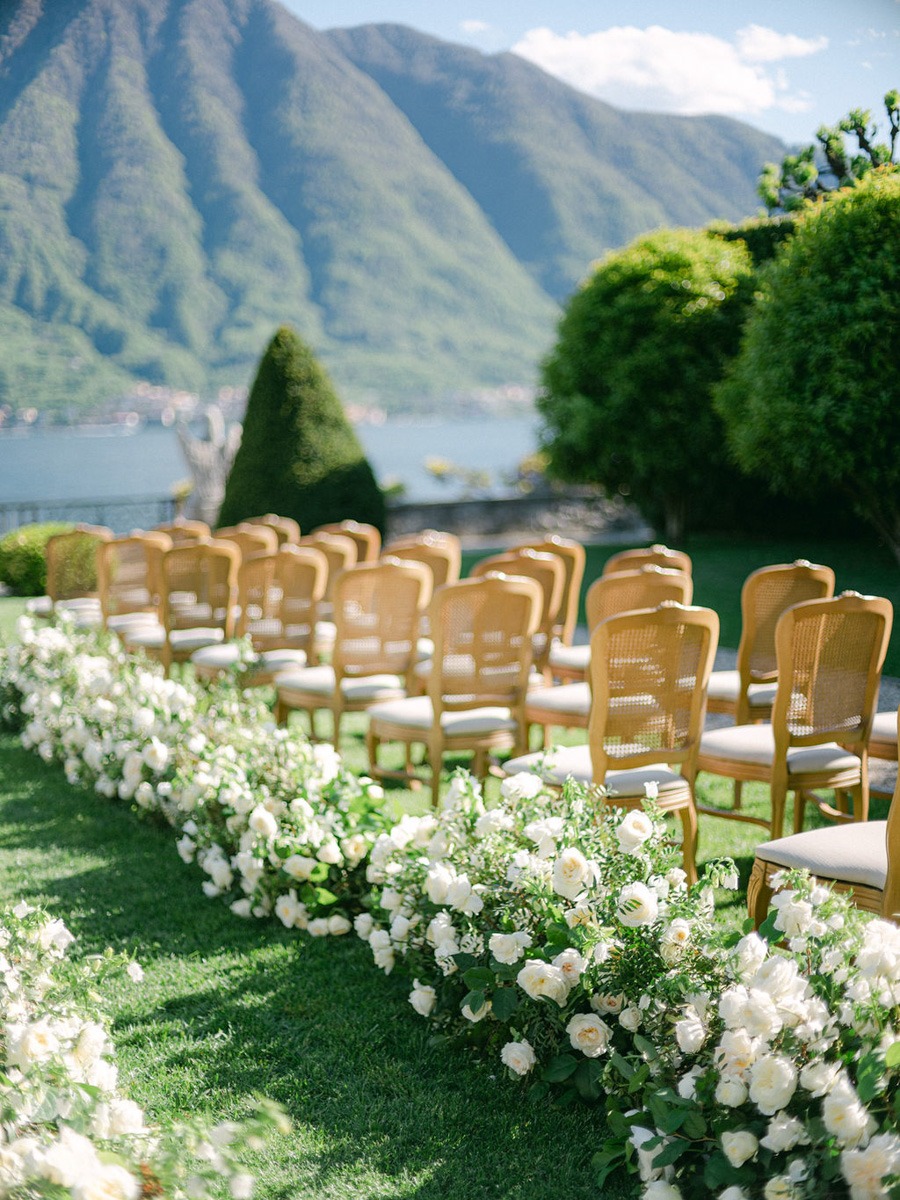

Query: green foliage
(715, 170), (900, 560)
(714, 214), (796, 266)
(0, 522), (72, 595)
(538, 228), (755, 539)
(759, 89), (899, 211)
(219, 326), (386, 533)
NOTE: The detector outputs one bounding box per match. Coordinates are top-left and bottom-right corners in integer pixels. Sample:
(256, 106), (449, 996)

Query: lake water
(0, 415), (539, 507)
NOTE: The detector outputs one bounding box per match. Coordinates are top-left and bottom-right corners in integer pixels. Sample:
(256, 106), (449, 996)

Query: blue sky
(282, 0), (899, 144)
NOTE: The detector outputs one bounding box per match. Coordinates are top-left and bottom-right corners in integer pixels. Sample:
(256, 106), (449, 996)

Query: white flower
(141, 736), (170, 773)
(316, 841), (343, 866)
(566, 1013), (612, 1058)
(771, 891), (814, 937)
(125, 961), (144, 983)
(327, 914), (351, 936)
(409, 980), (437, 1017)
(721, 1130), (758, 1168)
(674, 1005), (705, 1054)
(823, 1077), (877, 1149)
(500, 771), (544, 800)
(73, 1163), (140, 1200)
(800, 1059), (841, 1096)
(841, 1132), (900, 1200)
(553, 947), (586, 984)
(749, 1054), (798, 1115)
(660, 918), (692, 964)
(354, 913), (374, 940)
(274, 891), (305, 929)
(489, 931), (532, 965)
(643, 1184), (682, 1200)
(591, 992), (624, 1015)
(760, 1113), (808, 1153)
(283, 854), (316, 881)
(719, 986), (782, 1041)
(763, 1178), (793, 1200)
(616, 809), (655, 852)
(619, 1006), (642, 1032)
(500, 1039), (536, 1076)
(425, 863), (454, 905)
(474, 807), (514, 837)
(715, 1077), (748, 1107)
(524, 816), (565, 858)
(516, 959), (570, 1007)
(551, 846), (591, 901)
(248, 804), (278, 840)
(462, 997), (491, 1022)
(719, 1189), (748, 1200)
(617, 881), (658, 927)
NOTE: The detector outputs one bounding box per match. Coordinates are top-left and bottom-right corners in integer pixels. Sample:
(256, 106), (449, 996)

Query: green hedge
(0, 523), (73, 596)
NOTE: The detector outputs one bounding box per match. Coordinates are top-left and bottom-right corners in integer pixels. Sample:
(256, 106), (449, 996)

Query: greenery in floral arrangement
(0, 899), (288, 1197)
(0, 615), (391, 932)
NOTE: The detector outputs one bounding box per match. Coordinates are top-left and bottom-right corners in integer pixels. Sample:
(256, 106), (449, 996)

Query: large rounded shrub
(0, 522), (72, 596)
(715, 169), (900, 559)
(219, 327), (386, 533)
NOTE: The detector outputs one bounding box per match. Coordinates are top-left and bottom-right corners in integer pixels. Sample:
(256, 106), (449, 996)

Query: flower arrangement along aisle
(359, 772), (900, 1199)
(0, 615), (389, 933)
(0, 901), (287, 1197)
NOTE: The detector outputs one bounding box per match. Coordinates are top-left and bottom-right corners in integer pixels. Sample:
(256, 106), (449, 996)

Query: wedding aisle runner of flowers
(2, 615), (900, 1200)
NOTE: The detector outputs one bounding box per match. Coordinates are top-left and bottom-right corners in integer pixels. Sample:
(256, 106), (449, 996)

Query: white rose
(354, 913), (374, 940)
(552, 847), (591, 901)
(800, 1059), (841, 1096)
(660, 919), (692, 964)
(674, 1006), (705, 1054)
(307, 918), (329, 937)
(72, 1163), (140, 1200)
(566, 1013), (612, 1058)
(715, 1077), (748, 1107)
(230, 898), (252, 918)
(721, 1130), (758, 1168)
(617, 882), (658, 927)
(462, 997), (491, 1022)
(500, 1039), (536, 1076)
(248, 804), (278, 839)
(426, 863), (453, 905)
(841, 1132), (900, 1199)
(719, 1189), (748, 1200)
(760, 1113), (808, 1153)
(616, 809), (655, 853)
(409, 980), (437, 1017)
(719, 986), (782, 1041)
(500, 771), (544, 800)
(489, 931), (532, 965)
(474, 807), (514, 837)
(591, 993), (624, 1015)
(749, 1054), (798, 1116)
(619, 1006), (642, 1032)
(553, 947), (586, 984)
(823, 1077), (877, 1148)
(516, 959), (570, 1007)
(763, 1178), (792, 1200)
(643, 1184), (682, 1200)
(327, 914), (351, 936)
(390, 914), (412, 941)
(317, 842), (343, 865)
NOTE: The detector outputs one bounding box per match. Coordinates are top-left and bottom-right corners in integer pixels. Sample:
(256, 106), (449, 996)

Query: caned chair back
(427, 575), (542, 713)
(215, 523), (279, 560)
(471, 549), (565, 673)
(885, 711), (900, 917)
(317, 520), (381, 563)
(242, 514), (302, 546)
(602, 544), (692, 579)
(586, 566), (693, 631)
(737, 560), (836, 683)
(154, 518), (211, 545)
(588, 603), (719, 779)
(236, 545), (329, 654)
(299, 531), (358, 605)
(384, 531), (462, 590)
(772, 591), (892, 752)
(97, 532), (171, 623)
(511, 535), (585, 646)
(46, 524), (114, 602)
(160, 539), (240, 637)
(331, 559), (432, 679)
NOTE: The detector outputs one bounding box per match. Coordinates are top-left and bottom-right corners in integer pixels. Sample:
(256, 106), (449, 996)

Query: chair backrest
(154, 518), (211, 545)
(97, 531), (171, 621)
(586, 565), (693, 631)
(45, 524), (114, 601)
(427, 574), (542, 712)
(773, 591), (893, 751)
(384, 531), (462, 590)
(736, 560), (836, 683)
(316, 520), (382, 563)
(242, 514), (302, 546)
(331, 558), (432, 679)
(602, 544), (692, 578)
(470, 549), (565, 673)
(215, 523), (280, 560)
(298, 531), (358, 603)
(885, 708), (900, 918)
(510, 535), (585, 647)
(159, 539), (240, 636)
(588, 602), (719, 779)
(236, 545), (328, 653)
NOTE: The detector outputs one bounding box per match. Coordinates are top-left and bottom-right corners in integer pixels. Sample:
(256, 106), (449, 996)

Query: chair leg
(366, 726), (379, 776)
(793, 788), (807, 835)
(428, 735), (444, 808)
(747, 858), (774, 928)
(679, 803), (699, 888)
(770, 778), (789, 841)
(733, 781), (743, 811)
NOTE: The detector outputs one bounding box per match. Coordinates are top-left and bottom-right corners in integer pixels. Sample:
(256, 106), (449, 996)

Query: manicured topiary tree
(715, 169), (900, 562)
(218, 326), (386, 533)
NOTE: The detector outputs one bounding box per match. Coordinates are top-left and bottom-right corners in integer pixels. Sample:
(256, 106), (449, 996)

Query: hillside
(0, 0), (784, 415)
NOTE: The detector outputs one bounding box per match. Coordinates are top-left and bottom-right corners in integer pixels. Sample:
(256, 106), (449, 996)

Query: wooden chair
(154, 517), (211, 544)
(123, 539), (240, 675)
(748, 707), (900, 926)
(97, 531), (172, 633)
(384, 531), (462, 591)
(298, 530), (359, 658)
(707, 560), (835, 724)
(26, 524), (114, 625)
(511, 535), (585, 648)
(504, 602), (720, 884)
(274, 558), (432, 743)
(470, 549), (564, 678)
(242, 514), (301, 546)
(697, 591), (893, 841)
(548, 565), (693, 685)
(366, 574), (542, 803)
(214, 523), (280, 560)
(317, 520), (381, 563)
(192, 545), (328, 685)
(602, 544), (692, 578)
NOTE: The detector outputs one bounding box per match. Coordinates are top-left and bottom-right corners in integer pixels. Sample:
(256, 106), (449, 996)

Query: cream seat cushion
(367, 695), (517, 737)
(277, 665), (405, 704)
(706, 669), (777, 709)
(125, 625), (225, 651)
(503, 744), (687, 798)
(191, 644), (307, 673)
(548, 644), (590, 674)
(526, 683), (590, 719)
(870, 711), (898, 752)
(699, 724), (860, 774)
(107, 611), (160, 633)
(755, 821), (887, 890)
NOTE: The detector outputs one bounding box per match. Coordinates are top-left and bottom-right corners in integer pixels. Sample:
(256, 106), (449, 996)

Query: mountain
(0, 0), (785, 416)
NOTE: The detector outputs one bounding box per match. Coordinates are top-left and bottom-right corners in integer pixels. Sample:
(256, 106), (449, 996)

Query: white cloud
(511, 24), (827, 118)
(460, 19), (490, 34)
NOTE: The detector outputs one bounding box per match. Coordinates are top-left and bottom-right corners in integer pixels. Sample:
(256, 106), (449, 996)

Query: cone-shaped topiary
(218, 326), (386, 533)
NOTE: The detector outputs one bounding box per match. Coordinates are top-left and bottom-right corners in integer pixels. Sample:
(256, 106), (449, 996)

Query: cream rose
(566, 1013), (612, 1058)
(617, 882), (658, 927)
(615, 809), (655, 853)
(721, 1130), (758, 1168)
(749, 1053), (798, 1116)
(552, 847), (591, 901)
(500, 1039), (536, 1076)
(409, 980), (437, 1017)
(516, 959), (570, 1007)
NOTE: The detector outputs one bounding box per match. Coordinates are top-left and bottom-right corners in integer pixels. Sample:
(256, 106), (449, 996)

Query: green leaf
(463, 966), (495, 989)
(609, 1052), (635, 1080)
(633, 1034), (658, 1062)
(682, 1111), (708, 1140)
(572, 1059), (604, 1102)
(543, 1054), (579, 1083)
(627, 1063), (651, 1095)
(491, 986), (519, 1021)
(652, 1139), (688, 1168)
(314, 886), (338, 906)
(462, 989), (485, 1015)
(758, 912), (781, 943)
(528, 1081), (550, 1104)
(452, 952), (478, 972)
(857, 1051), (886, 1103)
(885, 1042), (900, 1069)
